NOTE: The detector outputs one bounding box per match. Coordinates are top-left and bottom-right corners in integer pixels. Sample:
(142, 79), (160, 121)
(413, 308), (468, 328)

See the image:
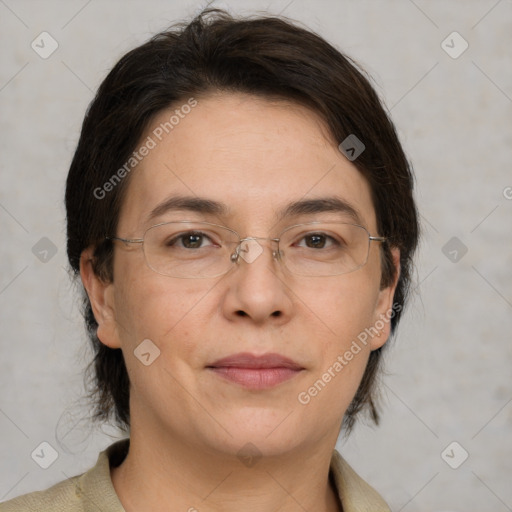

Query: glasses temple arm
(106, 236), (144, 244)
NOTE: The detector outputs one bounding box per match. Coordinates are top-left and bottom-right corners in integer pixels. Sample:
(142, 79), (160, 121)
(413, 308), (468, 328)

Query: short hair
(65, 8), (419, 433)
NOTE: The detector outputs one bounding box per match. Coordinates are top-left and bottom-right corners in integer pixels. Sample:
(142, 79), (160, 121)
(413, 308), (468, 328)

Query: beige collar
(76, 439), (390, 512)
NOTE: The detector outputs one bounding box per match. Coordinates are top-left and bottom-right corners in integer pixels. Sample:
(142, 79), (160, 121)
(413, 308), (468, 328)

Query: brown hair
(65, 8), (419, 433)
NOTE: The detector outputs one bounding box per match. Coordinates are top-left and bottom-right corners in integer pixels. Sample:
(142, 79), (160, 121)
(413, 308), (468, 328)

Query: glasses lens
(144, 222), (239, 278)
(278, 222), (370, 276)
(141, 221), (372, 278)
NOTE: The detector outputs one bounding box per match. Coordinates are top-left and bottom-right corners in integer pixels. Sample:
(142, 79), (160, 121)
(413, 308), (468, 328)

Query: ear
(370, 247), (401, 351)
(80, 247), (121, 349)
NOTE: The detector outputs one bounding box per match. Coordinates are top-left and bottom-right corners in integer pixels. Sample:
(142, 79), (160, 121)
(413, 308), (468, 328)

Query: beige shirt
(1, 439), (390, 511)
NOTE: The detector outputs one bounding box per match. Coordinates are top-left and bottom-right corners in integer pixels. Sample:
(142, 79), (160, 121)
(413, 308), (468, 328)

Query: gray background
(1, 0), (511, 510)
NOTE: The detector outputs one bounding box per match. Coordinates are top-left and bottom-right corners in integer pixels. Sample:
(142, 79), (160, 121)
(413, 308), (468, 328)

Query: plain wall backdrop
(1, 0), (511, 510)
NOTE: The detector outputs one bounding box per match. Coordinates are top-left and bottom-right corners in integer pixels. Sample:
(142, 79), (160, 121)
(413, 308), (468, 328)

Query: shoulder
(0, 475), (82, 512)
(330, 449), (391, 512)
(0, 440), (129, 512)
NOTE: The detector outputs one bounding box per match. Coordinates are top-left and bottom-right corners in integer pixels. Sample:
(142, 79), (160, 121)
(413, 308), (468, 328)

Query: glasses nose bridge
(231, 235), (282, 265)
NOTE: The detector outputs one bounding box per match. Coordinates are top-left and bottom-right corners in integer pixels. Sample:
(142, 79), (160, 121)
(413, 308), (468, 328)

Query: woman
(2, 8), (418, 511)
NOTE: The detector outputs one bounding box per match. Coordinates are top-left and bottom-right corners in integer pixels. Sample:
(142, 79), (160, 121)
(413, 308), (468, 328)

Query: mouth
(206, 352), (304, 390)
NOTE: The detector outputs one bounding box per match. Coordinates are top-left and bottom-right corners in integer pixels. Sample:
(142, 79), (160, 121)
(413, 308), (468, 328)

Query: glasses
(106, 220), (386, 278)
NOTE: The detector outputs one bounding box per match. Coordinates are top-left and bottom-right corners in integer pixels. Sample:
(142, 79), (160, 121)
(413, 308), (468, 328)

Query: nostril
(271, 311), (282, 317)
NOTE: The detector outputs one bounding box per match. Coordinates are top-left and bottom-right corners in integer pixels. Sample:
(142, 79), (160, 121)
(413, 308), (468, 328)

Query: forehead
(117, 92), (377, 233)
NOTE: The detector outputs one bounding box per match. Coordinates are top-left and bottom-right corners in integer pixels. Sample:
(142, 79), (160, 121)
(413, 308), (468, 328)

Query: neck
(111, 424), (342, 512)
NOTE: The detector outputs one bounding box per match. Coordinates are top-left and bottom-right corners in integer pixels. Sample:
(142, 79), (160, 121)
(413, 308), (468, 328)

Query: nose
(222, 237), (293, 325)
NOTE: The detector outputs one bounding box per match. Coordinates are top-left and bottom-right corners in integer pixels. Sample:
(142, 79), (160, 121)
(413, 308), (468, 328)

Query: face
(83, 92), (398, 458)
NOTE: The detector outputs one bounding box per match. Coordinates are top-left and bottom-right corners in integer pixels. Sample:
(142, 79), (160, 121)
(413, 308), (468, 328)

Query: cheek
(296, 293), (376, 423)
(301, 271), (380, 392)
(305, 270), (381, 341)
(112, 262), (213, 365)
(112, 272), (209, 401)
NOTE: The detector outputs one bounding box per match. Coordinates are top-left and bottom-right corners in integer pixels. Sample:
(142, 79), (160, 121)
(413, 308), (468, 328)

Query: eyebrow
(147, 195), (228, 223)
(145, 195), (362, 225)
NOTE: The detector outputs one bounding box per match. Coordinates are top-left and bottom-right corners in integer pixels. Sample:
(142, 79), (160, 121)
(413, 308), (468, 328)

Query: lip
(207, 352), (304, 390)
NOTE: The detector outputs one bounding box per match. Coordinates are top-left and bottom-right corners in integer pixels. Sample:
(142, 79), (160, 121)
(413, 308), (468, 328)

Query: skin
(81, 92), (399, 512)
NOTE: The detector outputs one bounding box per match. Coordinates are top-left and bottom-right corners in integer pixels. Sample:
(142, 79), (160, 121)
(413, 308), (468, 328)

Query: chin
(198, 408), (310, 457)
(208, 430), (306, 461)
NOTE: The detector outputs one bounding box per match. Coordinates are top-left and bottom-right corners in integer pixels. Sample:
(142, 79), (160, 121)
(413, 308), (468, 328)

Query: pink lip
(207, 352), (304, 390)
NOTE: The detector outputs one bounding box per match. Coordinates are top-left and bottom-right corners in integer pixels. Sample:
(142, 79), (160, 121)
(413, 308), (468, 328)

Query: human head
(66, 8), (419, 435)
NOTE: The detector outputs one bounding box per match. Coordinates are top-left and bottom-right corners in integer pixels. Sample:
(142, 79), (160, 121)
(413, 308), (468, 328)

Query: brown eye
(297, 233), (338, 249)
(167, 231), (214, 249)
(181, 233), (204, 248)
(305, 234), (327, 248)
